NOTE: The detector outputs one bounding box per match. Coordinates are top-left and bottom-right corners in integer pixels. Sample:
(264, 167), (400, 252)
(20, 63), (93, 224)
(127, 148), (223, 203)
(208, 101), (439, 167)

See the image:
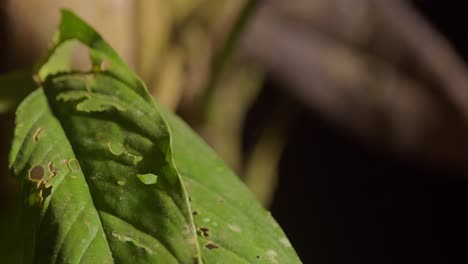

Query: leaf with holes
(8, 10), (301, 263)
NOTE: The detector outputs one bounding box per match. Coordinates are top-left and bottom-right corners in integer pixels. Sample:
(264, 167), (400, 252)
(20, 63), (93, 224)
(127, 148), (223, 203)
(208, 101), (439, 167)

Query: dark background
(253, 1), (468, 263)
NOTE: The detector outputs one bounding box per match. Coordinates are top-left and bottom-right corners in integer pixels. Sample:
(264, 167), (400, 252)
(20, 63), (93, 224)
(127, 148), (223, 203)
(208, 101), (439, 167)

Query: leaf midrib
(43, 72), (203, 263)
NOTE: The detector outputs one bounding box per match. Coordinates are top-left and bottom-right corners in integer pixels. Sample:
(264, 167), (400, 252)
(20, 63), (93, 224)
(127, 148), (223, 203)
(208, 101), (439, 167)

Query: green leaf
(8, 10), (301, 263)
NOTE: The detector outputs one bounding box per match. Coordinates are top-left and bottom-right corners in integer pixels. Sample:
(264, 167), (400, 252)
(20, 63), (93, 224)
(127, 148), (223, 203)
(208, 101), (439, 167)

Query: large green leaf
(8, 10), (301, 263)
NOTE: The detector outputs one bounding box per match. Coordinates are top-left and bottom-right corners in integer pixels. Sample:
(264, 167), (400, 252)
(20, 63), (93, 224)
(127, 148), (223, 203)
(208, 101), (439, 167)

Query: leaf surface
(8, 10), (301, 264)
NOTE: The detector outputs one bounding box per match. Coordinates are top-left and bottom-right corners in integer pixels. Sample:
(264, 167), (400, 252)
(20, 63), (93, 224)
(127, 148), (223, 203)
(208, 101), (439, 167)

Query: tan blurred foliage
(242, 0), (468, 168)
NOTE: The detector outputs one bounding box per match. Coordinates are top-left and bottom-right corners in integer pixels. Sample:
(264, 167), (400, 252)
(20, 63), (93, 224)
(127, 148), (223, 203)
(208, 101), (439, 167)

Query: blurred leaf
(150, 46), (185, 109)
(0, 201), (22, 263)
(0, 70), (35, 114)
(135, 0), (172, 84)
(202, 65), (263, 172)
(8, 10), (301, 263)
(203, 0), (258, 112)
(244, 105), (294, 206)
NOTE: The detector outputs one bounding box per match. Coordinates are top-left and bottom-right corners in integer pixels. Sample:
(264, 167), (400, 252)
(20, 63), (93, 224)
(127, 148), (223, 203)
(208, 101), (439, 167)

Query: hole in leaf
(108, 143), (142, 164)
(101, 60), (111, 71)
(39, 185), (52, 204)
(108, 142), (125, 156)
(136, 173), (158, 185)
(197, 227), (210, 238)
(117, 180), (126, 186)
(71, 41), (94, 72)
(205, 242), (219, 250)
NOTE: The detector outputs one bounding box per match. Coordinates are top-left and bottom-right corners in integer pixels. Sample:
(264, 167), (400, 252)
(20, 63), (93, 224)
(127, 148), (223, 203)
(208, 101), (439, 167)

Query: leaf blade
(161, 106), (301, 263)
(10, 89), (114, 264)
(13, 10), (201, 263)
(9, 9), (302, 264)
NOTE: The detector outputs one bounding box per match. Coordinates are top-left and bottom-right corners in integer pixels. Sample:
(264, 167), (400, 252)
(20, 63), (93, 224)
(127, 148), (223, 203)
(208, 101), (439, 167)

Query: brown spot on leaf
(197, 227), (210, 238)
(29, 165), (44, 181)
(192, 211), (198, 216)
(205, 242), (219, 250)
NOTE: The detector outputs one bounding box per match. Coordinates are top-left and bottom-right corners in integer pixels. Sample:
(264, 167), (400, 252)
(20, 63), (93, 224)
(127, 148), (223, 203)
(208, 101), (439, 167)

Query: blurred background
(2, 0), (468, 263)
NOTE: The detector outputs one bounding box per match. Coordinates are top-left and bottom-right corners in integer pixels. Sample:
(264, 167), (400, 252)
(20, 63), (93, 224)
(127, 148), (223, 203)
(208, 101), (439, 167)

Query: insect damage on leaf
(108, 142), (143, 165)
(267, 249), (279, 264)
(227, 224), (241, 233)
(47, 161), (58, 178)
(33, 127), (43, 141)
(28, 165), (45, 181)
(76, 95), (126, 112)
(280, 237), (292, 248)
(117, 180), (126, 186)
(56, 90), (126, 112)
(108, 142), (126, 155)
(27, 164), (53, 206)
(111, 231), (154, 255)
(6, 9), (301, 264)
(204, 242), (219, 250)
(63, 158), (81, 176)
(197, 227), (210, 238)
(136, 173), (158, 185)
